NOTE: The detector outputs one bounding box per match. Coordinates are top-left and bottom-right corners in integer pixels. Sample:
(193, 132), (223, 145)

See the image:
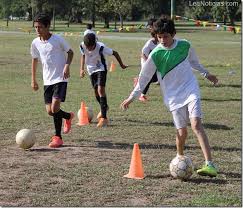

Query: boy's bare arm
(141, 53), (148, 62)
(112, 50), (128, 69)
(66, 49), (74, 65)
(206, 73), (218, 85)
(80, 55), (86, 78)
(63, 49), (74, 79)
(31, 58), (39, 91)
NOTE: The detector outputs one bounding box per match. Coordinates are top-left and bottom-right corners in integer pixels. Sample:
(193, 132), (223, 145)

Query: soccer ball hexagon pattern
(169, 155), (193, 180)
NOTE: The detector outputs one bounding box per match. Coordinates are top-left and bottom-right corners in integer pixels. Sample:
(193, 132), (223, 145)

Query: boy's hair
(84, 33), (96, 47)
(147, 18), (157, 28)
(153, 18), (176, 35)
(34, 13), (51, 27)
(86, 23), (92, 29)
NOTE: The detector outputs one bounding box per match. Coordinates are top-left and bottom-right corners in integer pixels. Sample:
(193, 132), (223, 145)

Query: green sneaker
(197, 164), (217, 177)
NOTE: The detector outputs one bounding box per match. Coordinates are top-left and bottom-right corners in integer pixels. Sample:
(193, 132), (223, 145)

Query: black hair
(33, 13), (51, 27)
(86, 23), (92, 29)
(153, 18), (176, 35)
(83, 33), (96, 47)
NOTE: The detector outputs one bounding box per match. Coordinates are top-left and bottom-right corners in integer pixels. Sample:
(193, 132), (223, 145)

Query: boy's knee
(51, 107), (60, 114)
(191, 122), (203, 133)
(177, 128), (187, 138)
(46, 109), (53, 116)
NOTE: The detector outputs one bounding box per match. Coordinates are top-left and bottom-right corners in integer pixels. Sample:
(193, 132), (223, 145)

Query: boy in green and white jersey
(121, 18), (218, 177)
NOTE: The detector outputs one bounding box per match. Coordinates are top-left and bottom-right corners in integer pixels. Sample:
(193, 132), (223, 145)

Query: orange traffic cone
(124, 143), (145, 179)
(109, 61), (116, 72)
(77, 101), (90, 126)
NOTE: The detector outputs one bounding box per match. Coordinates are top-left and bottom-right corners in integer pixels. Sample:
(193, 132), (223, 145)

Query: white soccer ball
(77, 106), (94, 122)
(16, 129), (36, 149)
(169, 155), (193, 180)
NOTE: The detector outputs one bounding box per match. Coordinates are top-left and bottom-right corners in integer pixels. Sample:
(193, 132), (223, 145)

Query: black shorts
(151, 72), (158, 82)
(90, 71), (107, 89)
(44, 82), (67, 104)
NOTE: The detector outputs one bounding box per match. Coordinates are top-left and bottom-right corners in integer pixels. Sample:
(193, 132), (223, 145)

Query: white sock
(176, 153), (183, 158)
(206, 160), (215, 167)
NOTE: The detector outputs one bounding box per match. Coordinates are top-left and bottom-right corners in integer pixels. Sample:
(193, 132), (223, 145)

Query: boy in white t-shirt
(31, 13), (74, 148)
(121, 18), (219, 177)
(83, 23), (96, 37)
(139, 25), (158, 102)
(79, 33), (127, 127)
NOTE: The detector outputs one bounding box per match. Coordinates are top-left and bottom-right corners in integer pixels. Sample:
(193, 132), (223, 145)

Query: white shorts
(171, 99), (202, 129)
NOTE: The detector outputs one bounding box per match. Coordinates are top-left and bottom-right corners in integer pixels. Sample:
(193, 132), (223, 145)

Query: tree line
(0, 0), (241, 28)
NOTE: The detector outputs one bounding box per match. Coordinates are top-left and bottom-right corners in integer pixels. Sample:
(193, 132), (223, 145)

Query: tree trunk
(104, 16), (109, 28)
(52, 1), (56, 31)
(119, 14), (123, 29)
(91, 0), (95, 27)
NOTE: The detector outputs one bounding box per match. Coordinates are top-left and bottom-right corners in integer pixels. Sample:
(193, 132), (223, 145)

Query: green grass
(0, 26), (241, 207)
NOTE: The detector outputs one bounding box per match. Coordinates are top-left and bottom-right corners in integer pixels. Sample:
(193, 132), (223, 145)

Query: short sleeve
(57, 35), (71, 52)
(30, 42), (40, 59)
(142, 45), (151, 58)
(102, 45), (113, 56)
(79, 42), (85, 55)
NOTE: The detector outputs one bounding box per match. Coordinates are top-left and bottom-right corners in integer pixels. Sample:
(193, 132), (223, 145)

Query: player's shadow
(122, 118), (174, 127)
(29, 148), (60, 152)
(94, 141), (241, 152)
(146, 174), (171, 179)
(189, 177), (227, 184)
(145, 174), (227, 184)
(201, 98), (241, 102)
(201, 83), (241, 88)
(123, 118), (232, 130)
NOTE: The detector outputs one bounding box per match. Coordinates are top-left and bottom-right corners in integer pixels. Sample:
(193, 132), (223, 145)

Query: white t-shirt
(80, 42), (113, 75)
(141, 39), (158, 65)
(129, 39), (209, 111)
(30, 34), (71, 85)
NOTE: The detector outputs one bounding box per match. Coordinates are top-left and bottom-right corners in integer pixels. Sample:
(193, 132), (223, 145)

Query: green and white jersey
(129, 39), (209, 111)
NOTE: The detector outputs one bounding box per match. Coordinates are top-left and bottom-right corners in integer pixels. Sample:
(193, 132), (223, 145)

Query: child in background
(31, 13), (74, 148)
(79, 33), (127, 127)
(84, 23), (96, 36)
(139, 18), (159, 102)
(121, 18), (218, 177)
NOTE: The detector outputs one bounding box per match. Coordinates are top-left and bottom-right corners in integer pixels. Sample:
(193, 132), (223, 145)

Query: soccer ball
(16, 129), (36, 149)
(169, 155), (193, 180)
(77, 106), (94, 122)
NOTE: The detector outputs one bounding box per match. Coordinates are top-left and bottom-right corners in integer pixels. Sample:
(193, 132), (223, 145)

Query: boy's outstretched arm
(112, 50), (128, 69)
(121, 97), (134, 110)
(205, 73), (218, 85)
(189, 47), (218, 85)
(120, 57), (156, 110)
(79, 55), (86, 78)
(63, 49), (74, 79)
(31, 58), (39, 91)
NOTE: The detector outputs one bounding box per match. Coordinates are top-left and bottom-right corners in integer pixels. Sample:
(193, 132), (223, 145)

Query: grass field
(0, 24), (241, 207)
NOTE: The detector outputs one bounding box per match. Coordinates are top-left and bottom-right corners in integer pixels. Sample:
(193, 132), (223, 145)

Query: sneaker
(97, 118), (108, 127)
(197, 164), (217, 177)
(49, 136), (63, 148)
(139, 95), (148, 102)
(63, 112), (74, 134)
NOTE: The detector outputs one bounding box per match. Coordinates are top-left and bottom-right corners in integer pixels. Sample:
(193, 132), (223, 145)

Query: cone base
(123, 173), (145, 180)
(76, 122), (89, 126)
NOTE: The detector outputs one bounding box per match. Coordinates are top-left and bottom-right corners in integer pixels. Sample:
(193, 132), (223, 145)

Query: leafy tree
(226, 0), (241, 25)
(0, 0), (12, 26)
